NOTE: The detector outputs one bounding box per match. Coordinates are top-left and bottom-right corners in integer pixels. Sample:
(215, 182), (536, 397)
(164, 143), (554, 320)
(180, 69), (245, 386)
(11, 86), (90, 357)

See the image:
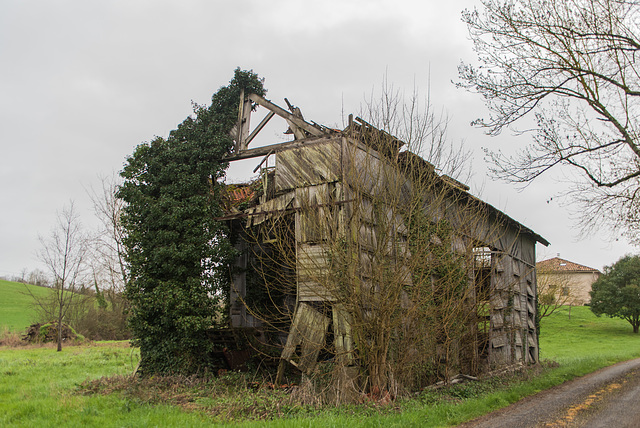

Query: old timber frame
(220, 91), (549, 380)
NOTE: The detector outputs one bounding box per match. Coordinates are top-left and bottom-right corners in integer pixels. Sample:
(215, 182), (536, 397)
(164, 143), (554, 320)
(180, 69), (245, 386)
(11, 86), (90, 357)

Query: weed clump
(0, 326), (23, 347)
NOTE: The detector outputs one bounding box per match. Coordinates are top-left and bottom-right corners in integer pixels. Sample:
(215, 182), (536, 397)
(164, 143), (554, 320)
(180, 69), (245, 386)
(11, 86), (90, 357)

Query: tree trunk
(633, 323), (639, 334)
(57, 316), (63, 351)
(57, 297), (63, 352)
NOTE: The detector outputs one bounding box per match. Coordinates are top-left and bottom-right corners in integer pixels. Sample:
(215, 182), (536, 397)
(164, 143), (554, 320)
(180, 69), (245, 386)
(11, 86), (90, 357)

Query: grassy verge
(0, 279), (51, 332)
(2, 306), (639, 427)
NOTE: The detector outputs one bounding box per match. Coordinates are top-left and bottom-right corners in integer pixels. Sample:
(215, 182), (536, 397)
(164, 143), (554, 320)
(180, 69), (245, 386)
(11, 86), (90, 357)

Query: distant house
(536, 257), (601, 305)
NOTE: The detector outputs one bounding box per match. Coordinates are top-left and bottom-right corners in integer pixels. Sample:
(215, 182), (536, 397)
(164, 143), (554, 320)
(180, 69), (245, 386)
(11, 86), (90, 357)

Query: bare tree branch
(459, 0), (640, 239)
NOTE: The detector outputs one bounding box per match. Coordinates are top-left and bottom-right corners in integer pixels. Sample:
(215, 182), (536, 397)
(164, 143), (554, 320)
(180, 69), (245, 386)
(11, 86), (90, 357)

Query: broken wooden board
(279, 302), (330, 375)
(245, 191), (295, 227)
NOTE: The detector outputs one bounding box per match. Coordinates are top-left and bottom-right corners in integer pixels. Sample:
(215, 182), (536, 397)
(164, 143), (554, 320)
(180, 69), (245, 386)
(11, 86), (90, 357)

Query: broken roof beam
(225, 135), (335, 162)
(283, 98), (307, 140)
(247, 93), (326, 139)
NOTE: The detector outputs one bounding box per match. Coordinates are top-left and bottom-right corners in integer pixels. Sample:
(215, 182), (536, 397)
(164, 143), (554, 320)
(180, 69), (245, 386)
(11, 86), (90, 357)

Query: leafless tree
(362, 76), (473, 183)
(536, 266), (576, 321)
(37, 201), (89, 351)
(18, 267), (28, 283)
(74, 174), (132, 340)
(458, 0), (640, 239)
(87, 173), (128, 292)
(27, 269), (49, 287)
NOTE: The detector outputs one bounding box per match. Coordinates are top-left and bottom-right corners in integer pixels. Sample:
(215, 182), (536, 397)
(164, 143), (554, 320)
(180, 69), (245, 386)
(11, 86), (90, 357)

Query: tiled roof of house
(537, 257), (600, 273)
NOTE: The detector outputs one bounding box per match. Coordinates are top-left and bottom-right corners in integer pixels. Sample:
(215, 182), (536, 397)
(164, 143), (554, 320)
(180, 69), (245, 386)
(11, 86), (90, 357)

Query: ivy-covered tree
(590, 255), (640, 334)
(118, 69), (265, 374)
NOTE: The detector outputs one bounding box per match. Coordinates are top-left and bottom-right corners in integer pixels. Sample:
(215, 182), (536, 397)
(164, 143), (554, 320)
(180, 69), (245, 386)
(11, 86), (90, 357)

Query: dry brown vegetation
(77, 361), (545, 422)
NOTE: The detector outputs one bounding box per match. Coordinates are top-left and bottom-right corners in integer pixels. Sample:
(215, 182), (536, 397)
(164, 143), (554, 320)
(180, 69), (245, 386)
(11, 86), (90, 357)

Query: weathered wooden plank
(491, 293), (508, 310)
(333, 304), (354, 365)
(280, 303), (330, 375)
(493, 274), (514, 291)
(515, 345), (523, 361)
(297, 244), (329, 274)
(513, 297), (522, 311)
(512, 312), (523, 327)
(294, 183), (339, 243)
(492, 332), (507, 348)
(512, 258), (521, 277)
(226, 135), (336, 162)
(520, 234), (537, 265)
(452, 235), (467, 253)
(246, 191), (295, 227)
(358, 251), (374, 278)
(491, 312), (504, 328)
(298, 281), (333, 301)
(527, 283), (535, 297)
(358, 196), (375, 224)
(527, 300), (535, 314)
(229, 235), (262, 328)
(397, 264), (413, 286)
(297, 243), (333, 301)
(343, 142), (411, 202)
(276, 141), (341, 191)
(234, 89), (252, 152)
(496, 227), (521, 258)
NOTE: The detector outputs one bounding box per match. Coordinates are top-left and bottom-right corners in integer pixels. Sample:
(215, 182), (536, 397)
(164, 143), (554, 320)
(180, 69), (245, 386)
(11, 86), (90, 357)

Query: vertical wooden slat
(333, 304), (354, 365)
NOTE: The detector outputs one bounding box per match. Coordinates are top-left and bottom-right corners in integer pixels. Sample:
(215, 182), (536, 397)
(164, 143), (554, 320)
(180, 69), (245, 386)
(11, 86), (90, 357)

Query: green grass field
(1, 305), (639, 427)
(0, 279), (52, 332)
(540, 305), (640, 363)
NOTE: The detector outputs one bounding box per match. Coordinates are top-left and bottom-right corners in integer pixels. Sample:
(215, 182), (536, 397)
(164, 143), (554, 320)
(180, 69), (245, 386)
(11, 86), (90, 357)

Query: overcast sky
(1, 0), (636, 279)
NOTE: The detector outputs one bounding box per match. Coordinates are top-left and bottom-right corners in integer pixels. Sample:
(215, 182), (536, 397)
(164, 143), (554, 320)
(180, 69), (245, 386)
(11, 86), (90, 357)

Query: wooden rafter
(248, 93), (325, 139)
(225, 135), (335, 162)
(244, 111), (275, 148)
(231, 92), (329, 157)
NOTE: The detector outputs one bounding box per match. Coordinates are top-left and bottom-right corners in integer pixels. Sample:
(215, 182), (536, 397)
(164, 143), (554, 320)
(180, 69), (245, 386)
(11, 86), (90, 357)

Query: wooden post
(235, 89), (252, 152)
(235, 89), (245, 153)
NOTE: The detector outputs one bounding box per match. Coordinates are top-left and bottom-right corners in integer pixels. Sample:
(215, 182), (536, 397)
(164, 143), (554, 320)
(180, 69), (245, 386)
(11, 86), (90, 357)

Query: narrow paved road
(460, 358), (640, 427)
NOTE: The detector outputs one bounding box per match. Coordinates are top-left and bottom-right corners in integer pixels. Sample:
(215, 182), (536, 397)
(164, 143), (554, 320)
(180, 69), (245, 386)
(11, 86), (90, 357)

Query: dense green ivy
(118, 69), (265, 375)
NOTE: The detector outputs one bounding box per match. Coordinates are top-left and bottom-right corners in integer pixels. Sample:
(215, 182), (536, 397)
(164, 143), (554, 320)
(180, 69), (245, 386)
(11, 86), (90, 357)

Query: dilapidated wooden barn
(219, 92), (548, 384)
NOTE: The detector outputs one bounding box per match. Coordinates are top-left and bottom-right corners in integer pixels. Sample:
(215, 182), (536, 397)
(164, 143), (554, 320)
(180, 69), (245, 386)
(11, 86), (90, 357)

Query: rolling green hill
(0, 279), (52, 332)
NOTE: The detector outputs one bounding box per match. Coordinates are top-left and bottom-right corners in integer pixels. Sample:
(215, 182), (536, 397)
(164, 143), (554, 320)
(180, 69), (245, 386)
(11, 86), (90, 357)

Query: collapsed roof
(223, 92), (549, 248)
